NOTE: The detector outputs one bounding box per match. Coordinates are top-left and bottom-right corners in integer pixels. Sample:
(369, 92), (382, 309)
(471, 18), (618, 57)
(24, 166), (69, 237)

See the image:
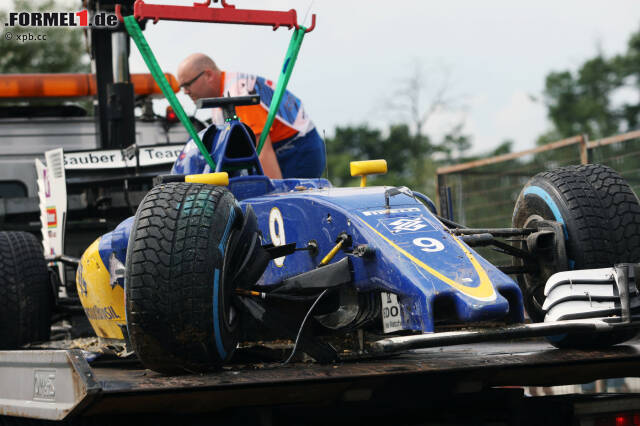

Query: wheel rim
(515, 212), (555, 321)
(220, 229), (240, 333)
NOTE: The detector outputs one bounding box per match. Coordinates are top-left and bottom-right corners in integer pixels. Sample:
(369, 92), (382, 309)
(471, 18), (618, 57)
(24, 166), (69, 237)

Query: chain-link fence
(436, 135), (587, 227)
(435, 130), (640, 265)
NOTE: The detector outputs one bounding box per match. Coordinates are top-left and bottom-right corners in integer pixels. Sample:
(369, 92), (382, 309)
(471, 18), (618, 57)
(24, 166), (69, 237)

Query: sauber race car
(1, 96), (640, 374)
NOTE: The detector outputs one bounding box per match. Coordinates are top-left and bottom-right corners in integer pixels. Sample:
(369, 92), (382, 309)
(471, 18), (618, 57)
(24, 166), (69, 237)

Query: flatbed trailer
(3, 2), (640, 425)
(3, 339), (640, 425)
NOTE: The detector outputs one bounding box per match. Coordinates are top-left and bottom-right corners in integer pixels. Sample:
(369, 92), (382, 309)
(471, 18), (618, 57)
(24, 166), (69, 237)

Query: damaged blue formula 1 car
(4, 96), (640, 374)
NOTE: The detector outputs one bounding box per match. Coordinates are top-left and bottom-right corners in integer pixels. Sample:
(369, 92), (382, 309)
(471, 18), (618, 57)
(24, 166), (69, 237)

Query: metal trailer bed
(3, 339), (640, 424)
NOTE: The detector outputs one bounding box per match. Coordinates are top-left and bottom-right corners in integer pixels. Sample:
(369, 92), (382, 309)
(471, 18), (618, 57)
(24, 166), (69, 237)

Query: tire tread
(0, 231), (51, 348)
(576, 164), (640, 263)
(126, 183), (237, 373)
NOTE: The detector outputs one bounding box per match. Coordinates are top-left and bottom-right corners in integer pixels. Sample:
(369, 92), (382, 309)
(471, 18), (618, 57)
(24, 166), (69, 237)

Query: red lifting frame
(116, 0), (316, 33)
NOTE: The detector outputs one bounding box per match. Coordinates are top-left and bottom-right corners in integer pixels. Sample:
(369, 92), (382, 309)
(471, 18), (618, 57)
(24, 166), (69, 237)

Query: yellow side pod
(76, 238), (126, 340)
(350, 160), (387, 187)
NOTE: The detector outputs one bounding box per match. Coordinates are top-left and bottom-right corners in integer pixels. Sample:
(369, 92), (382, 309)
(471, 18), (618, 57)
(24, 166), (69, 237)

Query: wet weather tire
(513, 166), (615, 321)
(0, 231), (52, 349)
(513, 165), (640, 348)
(125, 183), (243, 373)
(575, 164), (640, 262)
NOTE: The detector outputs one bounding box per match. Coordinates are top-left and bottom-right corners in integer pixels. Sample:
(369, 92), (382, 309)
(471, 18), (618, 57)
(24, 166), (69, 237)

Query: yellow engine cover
(76, 238), (126, 340)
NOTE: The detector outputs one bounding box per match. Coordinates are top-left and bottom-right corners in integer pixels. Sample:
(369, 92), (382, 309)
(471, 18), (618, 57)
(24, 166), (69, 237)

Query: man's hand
(256, 134), (283, 179)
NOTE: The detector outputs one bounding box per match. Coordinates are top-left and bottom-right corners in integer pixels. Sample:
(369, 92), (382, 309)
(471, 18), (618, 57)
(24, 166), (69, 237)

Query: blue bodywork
(99, 119), (524, 334)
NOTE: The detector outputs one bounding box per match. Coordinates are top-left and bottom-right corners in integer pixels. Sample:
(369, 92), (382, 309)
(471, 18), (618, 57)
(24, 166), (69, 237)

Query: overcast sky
(11, 0), (640, 154)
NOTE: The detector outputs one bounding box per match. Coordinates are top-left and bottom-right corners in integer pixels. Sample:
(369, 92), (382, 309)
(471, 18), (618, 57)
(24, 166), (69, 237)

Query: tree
(386, 61), (473, 163)
(614, 30), (640, 130)
(539, 26), (640, 142)
(325, 123), (438, 198)
(386, 61), (453, 139)
(325, 62), (471, 200)
(439, 124), (472, 162)
(0, 0), (89, 73)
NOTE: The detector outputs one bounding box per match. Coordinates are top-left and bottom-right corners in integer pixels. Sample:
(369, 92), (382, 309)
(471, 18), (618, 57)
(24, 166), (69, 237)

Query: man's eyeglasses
(179, 71), (205, 90)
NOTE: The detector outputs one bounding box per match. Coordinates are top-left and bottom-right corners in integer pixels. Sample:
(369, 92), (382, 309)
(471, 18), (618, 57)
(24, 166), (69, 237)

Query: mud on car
(2, 96), (640, 373)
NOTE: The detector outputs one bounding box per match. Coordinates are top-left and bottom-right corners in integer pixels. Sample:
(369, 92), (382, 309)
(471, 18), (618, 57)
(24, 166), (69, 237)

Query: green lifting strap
(123, 16), (216, 170)
(256, 26), (307, 155)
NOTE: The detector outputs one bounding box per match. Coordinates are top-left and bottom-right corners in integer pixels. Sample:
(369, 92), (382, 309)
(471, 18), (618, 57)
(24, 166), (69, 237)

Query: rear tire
(0, 231), (52, 349)
(125, 183), (243, 373)
(513, 165), (640, 348)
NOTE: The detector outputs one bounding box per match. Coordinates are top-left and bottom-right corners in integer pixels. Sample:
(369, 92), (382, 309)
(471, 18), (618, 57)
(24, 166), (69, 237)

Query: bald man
(174, 53), (326, 180)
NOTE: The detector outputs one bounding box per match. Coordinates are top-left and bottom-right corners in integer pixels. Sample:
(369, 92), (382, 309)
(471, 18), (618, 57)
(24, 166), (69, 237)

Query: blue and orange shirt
(211, 71), (315, 143)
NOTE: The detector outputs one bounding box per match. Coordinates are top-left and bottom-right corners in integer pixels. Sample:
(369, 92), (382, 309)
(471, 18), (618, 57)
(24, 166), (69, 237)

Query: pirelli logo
(361, 207), (420, 216)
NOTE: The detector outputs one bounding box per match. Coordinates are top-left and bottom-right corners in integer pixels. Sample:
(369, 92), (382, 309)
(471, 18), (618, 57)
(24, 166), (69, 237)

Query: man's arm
(256, 134), (283, 179)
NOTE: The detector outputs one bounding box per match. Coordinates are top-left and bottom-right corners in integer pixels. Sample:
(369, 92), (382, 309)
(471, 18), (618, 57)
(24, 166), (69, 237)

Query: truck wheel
(0, 231), (52, 349)
(513, 165), (640, 348)
(125, 183), (244, 373)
